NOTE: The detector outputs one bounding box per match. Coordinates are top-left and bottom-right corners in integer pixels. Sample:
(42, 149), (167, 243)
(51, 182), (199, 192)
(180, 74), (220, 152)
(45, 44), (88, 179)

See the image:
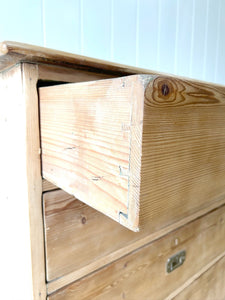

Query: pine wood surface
(38, 64), (115, 83)
(40, 74), (225, 231)
(1, 42), (225, 299)
(45, 190), (225, 294)
(139, 75), (225, 229)
(165, 251), (225, 300)
(173, 255), (225, 300)
(0, 63), (46, 299)
(0, 65), (34, 299)
(38, 63), (115, 195)
(1, 41), (224, 88)
(42, 179), (59, 192)
(47, 204), (225, 300)
(23, 63), (47, 299)
(0, 41), (157, 76)
(40, 75), (148, 230)
(43, 189), (143, 282)
(0, 60), (115, 299)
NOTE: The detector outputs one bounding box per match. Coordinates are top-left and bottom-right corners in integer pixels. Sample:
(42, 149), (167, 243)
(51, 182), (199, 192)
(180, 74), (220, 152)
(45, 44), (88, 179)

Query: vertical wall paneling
(214, 0), (222, 83)
(215, 0), (225, 84)
(0, 1), (225, 86)
(81, 0), (111, 60)
(157, 0), (162, 70)
(174, 0), (194, 77)
(137, 0), (159, 71)
(135, 0), (140, 66)
(0, 0), (43, 46)
(42, 0), (46, 47)
(202, 0), (209, 81)
(110, 0), (114, 60)
(189, 0), (195, 79)
(112, 0), (137, 66)
(174, 0), (179, 75)
(204, 0), (220, 83)
(157, 0), (177, 74)
(190, 0), (207, 80)
(43, 0), (81, 54)
(80, 0), (84, 54)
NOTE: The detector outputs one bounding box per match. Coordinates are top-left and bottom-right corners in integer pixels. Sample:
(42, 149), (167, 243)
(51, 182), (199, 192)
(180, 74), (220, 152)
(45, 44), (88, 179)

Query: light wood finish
(47, 204), (225, 299)
(0, 41), (157, 76)
(38, 64), (115, 83)
(43, 189), (140, 282)
(1, 41), (225, 88)
(46, 195), (224, 293)
(0, 65), (33, 299)
(40, 75), (149, 230)
(44, 189), (225, 292)
(165, 251), (225, 300)
(40, 74), (225, 231)
(0, 63), (46, 299)
(23, 63), (47, 299)
(42, 179), (59, 192)
(173, 255), (225, 300)
(0, 56), (115, 299)
(1, 42), (225, 300)
(140, 75), (225, 229)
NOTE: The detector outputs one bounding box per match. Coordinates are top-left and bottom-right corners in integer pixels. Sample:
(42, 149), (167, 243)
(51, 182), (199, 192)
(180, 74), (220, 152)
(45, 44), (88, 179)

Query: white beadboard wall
(0, 0), (225, 84)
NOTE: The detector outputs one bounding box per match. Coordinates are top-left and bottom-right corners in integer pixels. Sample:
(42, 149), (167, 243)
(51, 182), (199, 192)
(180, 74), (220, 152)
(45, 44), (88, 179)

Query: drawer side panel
(40, 77), (135, 225)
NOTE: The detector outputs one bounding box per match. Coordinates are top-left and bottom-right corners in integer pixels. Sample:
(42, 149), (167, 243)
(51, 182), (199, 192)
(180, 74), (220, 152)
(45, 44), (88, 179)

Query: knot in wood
(161, 83), (170, 96)
(81, 216), (87, 224)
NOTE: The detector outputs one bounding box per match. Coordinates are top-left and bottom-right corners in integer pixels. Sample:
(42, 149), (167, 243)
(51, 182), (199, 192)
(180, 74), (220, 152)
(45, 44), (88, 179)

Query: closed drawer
(46, 203), (225, 299)
(173, 255), (225, 300)
(40, 75), (225, 231)
(44, 189), (140, 283)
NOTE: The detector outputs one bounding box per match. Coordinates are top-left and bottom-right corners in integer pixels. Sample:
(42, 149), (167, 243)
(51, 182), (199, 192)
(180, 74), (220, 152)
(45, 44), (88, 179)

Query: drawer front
(45, 199), (225, 298)
(40, 75), (225, 232)
(44, 189), (147, 282)
(173, 255), (225, 300)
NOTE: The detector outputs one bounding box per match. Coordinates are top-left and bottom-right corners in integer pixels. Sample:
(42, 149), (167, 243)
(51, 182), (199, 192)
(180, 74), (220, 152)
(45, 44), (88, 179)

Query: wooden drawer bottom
(47, 204), (225, 300)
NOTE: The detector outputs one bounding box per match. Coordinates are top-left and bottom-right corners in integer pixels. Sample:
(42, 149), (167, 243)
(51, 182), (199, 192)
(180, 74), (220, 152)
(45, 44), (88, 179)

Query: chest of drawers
(1, 41), (225, 299)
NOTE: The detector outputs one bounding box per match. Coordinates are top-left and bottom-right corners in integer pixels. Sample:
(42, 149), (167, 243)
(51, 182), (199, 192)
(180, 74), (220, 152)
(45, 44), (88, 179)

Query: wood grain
(42, 179), (59, 192)
(47, 204), (225, 300)
(0, 65), (34, 299)
(23, 63), (47, 299)
(40, 75), (150, 230)
(173, 255), (225, 300)
(1, 41), (224, 86)
(0, 41), (158, 76)
(140, 76), (225, 230)
(43, 189), (142, 282)
(0, 63), (46, 299)
(39, 61), (115, 194)
(44, 190), (225, 293)
(38, 64), (115, 83)
(40, 74), (225, 231)
(165, 251), (225, 300)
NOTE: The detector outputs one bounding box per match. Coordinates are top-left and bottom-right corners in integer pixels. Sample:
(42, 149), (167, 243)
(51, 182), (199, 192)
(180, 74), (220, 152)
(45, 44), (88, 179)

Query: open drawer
(39, 74), (225, 231)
